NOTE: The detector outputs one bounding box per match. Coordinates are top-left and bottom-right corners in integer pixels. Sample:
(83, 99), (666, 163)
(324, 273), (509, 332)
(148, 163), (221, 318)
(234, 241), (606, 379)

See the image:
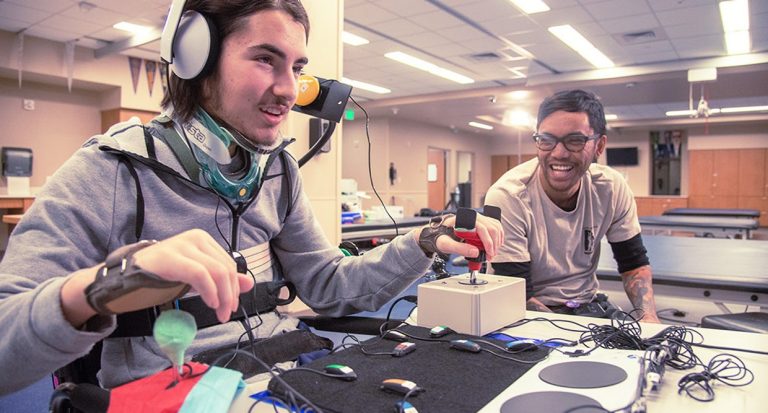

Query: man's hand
(62, 229), (255, 328)
(526, 297), (553, 312)
(414, 214), (504, 260)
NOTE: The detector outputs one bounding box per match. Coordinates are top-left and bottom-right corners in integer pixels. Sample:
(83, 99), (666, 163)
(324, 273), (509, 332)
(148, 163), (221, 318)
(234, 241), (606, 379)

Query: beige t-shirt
(486, 158), (641, 306)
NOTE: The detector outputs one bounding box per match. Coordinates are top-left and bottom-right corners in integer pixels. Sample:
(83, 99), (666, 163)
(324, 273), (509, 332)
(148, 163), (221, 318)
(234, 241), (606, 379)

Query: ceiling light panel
(547, 25), (615, 68)
(342, 31), (369, 46)
(509, 0), (550, 15)
(719, 0), (751, 54)
(341, 77), (391, 94)
(384, 52), (475, 84)
(469, 121), (494, 130)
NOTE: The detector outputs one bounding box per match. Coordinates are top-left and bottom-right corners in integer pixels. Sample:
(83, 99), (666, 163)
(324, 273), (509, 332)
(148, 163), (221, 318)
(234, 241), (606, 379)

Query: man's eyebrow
(248, 43), (309, 65)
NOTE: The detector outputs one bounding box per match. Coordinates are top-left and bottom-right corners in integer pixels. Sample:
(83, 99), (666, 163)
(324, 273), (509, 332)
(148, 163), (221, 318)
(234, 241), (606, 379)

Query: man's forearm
(621, 265), (658, 319)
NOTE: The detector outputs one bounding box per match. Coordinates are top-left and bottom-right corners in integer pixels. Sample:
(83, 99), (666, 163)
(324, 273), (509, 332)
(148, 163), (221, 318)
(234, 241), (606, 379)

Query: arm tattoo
(621, 265), (657, 316)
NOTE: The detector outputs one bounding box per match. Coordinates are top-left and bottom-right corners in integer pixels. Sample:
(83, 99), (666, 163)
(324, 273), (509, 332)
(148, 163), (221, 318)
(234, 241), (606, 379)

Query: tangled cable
(677, 353), (754, 402)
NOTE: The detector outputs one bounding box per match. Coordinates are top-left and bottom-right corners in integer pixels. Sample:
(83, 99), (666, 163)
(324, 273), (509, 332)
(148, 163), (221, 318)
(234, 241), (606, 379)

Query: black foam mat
(539, 361), (628, 389)
(500, 391), (605, 413)
(268, 325), (548, 412)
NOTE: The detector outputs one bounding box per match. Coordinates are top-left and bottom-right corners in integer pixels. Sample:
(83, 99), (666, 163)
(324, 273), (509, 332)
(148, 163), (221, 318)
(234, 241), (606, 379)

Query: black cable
(350, 95), (399, 237)
(385, 295), (417, 325)
(209, 349), (325, 413)
(678, 353), (754, 402)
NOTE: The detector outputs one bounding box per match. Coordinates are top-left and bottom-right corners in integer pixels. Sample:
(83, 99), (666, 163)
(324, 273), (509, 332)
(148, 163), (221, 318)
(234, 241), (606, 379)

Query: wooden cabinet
(689, 148), (768, 226)
(634, 196), (688, 216)
(687, 149), (738, 208)
(101, 108), (160, 133)
(490, 154), (536, 184)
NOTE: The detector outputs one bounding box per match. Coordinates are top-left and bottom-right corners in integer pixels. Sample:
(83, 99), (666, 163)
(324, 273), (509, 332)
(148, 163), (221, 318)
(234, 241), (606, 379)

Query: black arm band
(491, 262), (533, 299)
(609, 233), (650, 274)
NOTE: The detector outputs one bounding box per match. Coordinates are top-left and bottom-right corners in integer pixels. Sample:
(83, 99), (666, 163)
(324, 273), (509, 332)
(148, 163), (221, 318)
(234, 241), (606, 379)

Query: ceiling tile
(436, 24), (489, 43)
(671, 34), (725, 58)
(400, 31), (456, 49)
(367, 18), (426, 38)
(527, 5), (595, 26)
(664, 23), (724, 39)
(0, 3), (51, 25)
(654, 4), (721, 28)
(0, 16), (28, 33)
(647, 0), (719, 12)
(408, 10), (465, 31)
(345, 4), (400, 25)
(24, 25), (81, 43)
(629, 50), (681, 64)
(375, 0), (438, 16)
(583, 0), (652, 20)
(599, 14), (661, 34)
(451, 1), (522, 22)
(40, 15), (104, 37)
(61, 6), (132, 27)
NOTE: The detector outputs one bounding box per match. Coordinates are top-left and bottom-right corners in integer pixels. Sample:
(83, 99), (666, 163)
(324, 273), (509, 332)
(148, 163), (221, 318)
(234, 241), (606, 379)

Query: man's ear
(595, 134), (607, 157)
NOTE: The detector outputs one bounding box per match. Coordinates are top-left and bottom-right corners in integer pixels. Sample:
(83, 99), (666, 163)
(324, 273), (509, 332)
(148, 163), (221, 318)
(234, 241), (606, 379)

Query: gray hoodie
(0, 118), (432, 394)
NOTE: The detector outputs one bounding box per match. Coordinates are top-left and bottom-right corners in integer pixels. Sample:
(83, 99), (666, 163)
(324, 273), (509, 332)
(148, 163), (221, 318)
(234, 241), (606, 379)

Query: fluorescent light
(666, 109), (696, 117)
(507, 68), (527, 78)
(502, 110), (531, 126)
(719, 105), (768, 113)
(507, 90), (530, 100)
(113, 21), (152, 34)
(605, 114), (618, 121)
(509, 0), (550, 14)
(666, 109), (722, 116)
(724, 30), (751, 54)
(719, 0), (749, 32)
(469, 121), (494, 130)
(548, 25), (614, 68)
(340, 77), (391, 94)
(719, 0), (751, 54)
(342, 31), (369, 46)
(385, 51), (474, 84)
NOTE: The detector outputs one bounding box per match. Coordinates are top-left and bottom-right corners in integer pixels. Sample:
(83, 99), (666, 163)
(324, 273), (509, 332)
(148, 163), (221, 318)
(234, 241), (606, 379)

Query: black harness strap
(116, 157), (144, 242)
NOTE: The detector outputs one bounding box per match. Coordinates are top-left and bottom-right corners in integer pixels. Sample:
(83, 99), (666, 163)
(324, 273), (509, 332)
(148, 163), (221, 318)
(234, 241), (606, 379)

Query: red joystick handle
(453, 229), (485, 272)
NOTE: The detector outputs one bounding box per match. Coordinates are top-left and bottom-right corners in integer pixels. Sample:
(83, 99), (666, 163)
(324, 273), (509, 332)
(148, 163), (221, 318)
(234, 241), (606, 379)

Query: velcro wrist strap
(86, 240), (190, 315)
(418, 214), (460, 257)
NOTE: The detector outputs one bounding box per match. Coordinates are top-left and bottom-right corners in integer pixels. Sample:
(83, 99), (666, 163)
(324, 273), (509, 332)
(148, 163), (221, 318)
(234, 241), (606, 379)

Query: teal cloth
(179, 366), (245, 413)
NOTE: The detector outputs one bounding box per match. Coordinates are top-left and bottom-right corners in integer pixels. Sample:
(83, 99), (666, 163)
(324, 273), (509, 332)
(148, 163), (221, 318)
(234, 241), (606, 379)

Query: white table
(230, 311), (768, 412)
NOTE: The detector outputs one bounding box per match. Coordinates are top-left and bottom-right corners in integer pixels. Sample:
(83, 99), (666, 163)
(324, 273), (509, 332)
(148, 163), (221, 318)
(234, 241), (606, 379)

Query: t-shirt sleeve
(605, 172), (642, 243)
(485, 187), (531, 263)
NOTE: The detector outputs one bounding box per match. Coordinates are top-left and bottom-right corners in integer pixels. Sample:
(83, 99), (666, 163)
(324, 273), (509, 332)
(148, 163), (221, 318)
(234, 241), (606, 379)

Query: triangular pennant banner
(158, 63), (168, 95)
(128, 56), (142, 94)
(145, 60), (157, 96)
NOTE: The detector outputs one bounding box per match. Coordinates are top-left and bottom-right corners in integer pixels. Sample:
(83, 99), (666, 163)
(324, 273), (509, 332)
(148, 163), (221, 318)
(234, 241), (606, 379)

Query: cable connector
(564, 349), (589, 357)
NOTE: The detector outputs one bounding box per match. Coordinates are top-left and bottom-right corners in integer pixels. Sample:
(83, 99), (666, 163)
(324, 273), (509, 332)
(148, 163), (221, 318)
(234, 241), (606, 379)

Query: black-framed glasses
(532, 133), (600, 152)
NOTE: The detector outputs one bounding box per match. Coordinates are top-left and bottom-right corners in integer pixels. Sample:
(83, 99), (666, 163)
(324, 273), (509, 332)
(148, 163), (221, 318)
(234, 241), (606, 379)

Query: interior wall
(342, 116), (493, 217)
(0, 30), (163, 112)
(0, 77), (103, 189)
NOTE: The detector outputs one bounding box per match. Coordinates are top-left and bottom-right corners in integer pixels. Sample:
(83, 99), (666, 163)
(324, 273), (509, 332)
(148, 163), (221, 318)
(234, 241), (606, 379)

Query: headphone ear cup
(171, 10), (219, 80)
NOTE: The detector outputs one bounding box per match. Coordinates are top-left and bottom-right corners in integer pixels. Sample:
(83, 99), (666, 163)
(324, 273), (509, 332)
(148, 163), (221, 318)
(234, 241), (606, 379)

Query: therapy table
(597, 235), (768, 310)
(638, 215), (759, 239)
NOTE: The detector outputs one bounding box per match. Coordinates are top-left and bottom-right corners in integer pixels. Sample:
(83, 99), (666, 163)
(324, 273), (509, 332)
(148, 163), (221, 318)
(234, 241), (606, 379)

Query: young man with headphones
(0, 0), (502, 394)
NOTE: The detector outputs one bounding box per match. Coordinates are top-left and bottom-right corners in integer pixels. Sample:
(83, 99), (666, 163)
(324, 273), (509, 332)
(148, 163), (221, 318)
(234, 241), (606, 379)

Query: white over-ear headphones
(160, 0), (219, 80)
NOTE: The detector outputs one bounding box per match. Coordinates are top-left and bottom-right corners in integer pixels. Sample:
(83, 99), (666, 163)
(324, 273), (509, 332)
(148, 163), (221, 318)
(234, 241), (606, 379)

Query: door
(427, 148), (447, 211)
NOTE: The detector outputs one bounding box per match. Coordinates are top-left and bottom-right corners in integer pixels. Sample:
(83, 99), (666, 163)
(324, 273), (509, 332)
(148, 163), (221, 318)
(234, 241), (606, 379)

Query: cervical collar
(180, 108), (268, 203)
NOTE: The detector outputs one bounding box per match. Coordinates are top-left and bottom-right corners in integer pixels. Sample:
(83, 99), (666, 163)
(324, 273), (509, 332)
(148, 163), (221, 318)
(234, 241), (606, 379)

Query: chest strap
(110, 281), (296, 338)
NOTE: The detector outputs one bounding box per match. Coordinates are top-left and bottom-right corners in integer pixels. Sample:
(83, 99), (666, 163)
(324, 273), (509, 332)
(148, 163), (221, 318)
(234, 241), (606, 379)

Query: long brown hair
(160, 0), (309, 122)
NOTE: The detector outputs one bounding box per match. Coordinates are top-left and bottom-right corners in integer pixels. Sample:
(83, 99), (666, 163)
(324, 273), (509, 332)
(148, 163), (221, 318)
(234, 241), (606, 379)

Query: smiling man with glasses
(486, 89), (659, 323)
